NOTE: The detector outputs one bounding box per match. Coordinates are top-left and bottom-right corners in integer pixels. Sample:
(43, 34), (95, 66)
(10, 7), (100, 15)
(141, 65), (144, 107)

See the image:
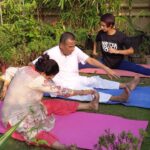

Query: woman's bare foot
(51, 141), (69, 150)
(126, 76), (140, 91)
(110, 87), (130, 102)
(89, 92), (99, 111)
(67, 144), (78, 150)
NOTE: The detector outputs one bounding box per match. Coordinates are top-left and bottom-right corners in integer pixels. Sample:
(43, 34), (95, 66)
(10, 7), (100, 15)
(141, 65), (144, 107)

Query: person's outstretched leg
(108, 76), (140, 102)
(118, 60), (150, 76)
(36, 132), (78, 150)
(77, 92), (99, 111)
(109, 86), (130, 102)
(51, 141), (78, 150)
(109, 75), (140, 102)
(51, 141), (67, 150)
(39, 98), (100, 150)
(42, 93), (99, 116)
(119, 75), (140, 90)
(84, 72), (140, 91)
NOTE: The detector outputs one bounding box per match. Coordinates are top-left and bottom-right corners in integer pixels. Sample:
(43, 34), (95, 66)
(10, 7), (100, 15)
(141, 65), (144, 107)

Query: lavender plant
(94, 129), (147, 150)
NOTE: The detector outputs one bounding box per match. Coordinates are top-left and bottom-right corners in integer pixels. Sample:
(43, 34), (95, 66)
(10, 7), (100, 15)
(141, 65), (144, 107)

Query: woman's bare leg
(51, 141), (78, 150)
(77, 92), (99, 111)
(51, 141), (67, 150)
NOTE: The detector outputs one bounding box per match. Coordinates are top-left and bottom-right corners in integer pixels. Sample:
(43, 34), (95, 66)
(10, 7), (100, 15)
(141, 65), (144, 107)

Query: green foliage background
(0, 0), (64, 65)
(0, 1), (149, 149)
(0, 0), (149, 65)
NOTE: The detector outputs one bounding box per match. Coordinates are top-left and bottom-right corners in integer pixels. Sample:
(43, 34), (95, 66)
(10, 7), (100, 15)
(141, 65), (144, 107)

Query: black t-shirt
(96, 30), (131, 68)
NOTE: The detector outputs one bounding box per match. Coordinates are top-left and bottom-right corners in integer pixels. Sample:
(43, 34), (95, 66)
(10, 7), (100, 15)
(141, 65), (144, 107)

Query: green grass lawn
(0, 76), (150, 150)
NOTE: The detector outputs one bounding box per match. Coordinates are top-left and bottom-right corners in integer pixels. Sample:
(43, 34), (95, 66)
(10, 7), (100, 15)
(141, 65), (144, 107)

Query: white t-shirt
(33, 45), (89, 75)
(33, 45), (89, 88)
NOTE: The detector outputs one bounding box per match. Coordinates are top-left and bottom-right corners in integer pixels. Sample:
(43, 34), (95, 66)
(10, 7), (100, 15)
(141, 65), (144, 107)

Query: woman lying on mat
(1, 54), (99, 150)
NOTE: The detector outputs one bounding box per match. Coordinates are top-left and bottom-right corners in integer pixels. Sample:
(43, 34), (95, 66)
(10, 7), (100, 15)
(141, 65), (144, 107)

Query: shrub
(94, 129), (147, 150)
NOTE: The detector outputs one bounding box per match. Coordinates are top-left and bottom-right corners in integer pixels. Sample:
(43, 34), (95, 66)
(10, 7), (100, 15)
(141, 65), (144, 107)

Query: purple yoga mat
(0, 101), (148, 150)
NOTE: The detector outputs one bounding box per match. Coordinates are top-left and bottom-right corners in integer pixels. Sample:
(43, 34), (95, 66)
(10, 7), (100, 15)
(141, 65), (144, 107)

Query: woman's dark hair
(35, 54), (59, 76)
(100, 13), (115, 27)
(59, 32), (75, 44)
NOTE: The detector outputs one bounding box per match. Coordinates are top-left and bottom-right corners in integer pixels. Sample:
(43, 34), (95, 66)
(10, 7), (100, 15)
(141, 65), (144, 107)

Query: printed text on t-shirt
(102, 41), (117, 52)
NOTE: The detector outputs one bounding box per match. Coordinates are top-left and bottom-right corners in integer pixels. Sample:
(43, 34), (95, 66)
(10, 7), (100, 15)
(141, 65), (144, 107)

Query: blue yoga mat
(44, 86), (150, 109)
(96, 86), (150, 109)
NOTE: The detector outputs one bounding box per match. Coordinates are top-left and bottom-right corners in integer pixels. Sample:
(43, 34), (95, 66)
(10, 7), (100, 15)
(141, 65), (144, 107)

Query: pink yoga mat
(51, 112), (148, 149)
(80, 64), (150, 78)
(0, 101), (148, 150)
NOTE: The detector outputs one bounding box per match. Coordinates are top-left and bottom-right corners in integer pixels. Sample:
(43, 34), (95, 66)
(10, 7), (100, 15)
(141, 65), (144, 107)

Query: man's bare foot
(126, 76), (140, 91)
(89, 92), (99, 111)
(121, 87), (130, 102)
(110, 87), (130, 102)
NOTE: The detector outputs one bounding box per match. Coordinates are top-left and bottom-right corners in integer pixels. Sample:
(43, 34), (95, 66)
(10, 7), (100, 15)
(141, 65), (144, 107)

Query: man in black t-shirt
(95, 29), (131, 68)
(80, 13), (150, 76)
